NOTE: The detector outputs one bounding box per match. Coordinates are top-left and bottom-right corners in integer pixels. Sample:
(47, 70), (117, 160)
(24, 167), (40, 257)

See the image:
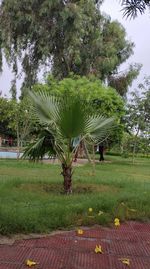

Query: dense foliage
(0, 97), (33, 147)
(123, 77), (150, 160)
(35, 75), (124, 116)
(0, 0), (136, 98)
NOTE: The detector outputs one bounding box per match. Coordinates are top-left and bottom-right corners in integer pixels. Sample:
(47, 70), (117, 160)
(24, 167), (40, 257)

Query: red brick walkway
(0, 222), (150, 269)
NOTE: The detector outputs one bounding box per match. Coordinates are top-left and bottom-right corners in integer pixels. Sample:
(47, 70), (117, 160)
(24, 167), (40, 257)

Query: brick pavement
(0, 222), (150, 269)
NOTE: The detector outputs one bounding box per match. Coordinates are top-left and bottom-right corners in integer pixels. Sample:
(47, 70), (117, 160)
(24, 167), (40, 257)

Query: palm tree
(27, 91), (114, 194)
(121, 0), (150, 18)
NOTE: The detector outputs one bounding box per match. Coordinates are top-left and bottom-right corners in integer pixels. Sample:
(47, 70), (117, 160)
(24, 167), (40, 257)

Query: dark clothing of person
(99, 145), (104, 161)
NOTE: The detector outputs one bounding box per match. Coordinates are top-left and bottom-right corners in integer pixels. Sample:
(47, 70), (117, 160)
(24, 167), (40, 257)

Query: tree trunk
(61, 163), (72, 194)
(16, 123), (20, 160)
(132, 128), (139, 164)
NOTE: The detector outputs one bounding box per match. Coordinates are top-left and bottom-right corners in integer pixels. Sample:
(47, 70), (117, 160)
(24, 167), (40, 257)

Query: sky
(101, 0), (150, 93)
(0, 0), (150, 98)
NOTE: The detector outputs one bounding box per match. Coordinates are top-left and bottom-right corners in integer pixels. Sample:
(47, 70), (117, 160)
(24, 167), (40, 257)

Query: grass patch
(0, 156), (149, 235)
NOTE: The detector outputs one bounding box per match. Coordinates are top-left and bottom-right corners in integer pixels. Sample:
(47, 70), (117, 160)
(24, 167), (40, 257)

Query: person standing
(99, 143), (104, 161)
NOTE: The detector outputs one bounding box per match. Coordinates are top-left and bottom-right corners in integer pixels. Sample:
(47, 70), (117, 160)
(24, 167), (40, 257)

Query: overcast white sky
(101, 0), (150, 91)
(0, 0), (150, 98)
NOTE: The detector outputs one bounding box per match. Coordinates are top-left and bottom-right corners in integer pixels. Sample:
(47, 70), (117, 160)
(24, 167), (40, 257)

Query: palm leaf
(28, 91), (115, 164)
(29, 91), (60, 125)
(22, 129), (55, 160)
(57, 97), (88, 139)
(89, 117), (114, 143)
(121, 0), (148, 18)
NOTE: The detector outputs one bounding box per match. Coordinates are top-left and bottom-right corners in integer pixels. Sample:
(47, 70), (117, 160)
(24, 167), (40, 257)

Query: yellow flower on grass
(98, 211), (104, 216)
(128, 208), (137, 212)
(26, 260), (37, 267)
(88, 208), (93, 213)
(114, 218), (120, 227)
(94, 245), (103, 254)
(119, 258), (130, 266)
(77, 229), (84, 235)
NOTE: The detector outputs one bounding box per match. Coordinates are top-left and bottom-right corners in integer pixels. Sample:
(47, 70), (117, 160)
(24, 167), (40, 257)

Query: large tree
(0, 0), (135, 97)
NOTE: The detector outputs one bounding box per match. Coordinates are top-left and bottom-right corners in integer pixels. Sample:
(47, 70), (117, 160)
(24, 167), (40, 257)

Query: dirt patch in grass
(73, 184), (119, 194)
(18, 183), (63, 194)
(18, 183), (119, 194)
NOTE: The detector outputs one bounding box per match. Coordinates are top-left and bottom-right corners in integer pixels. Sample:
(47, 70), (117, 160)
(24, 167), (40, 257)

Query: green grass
(0, 156), (150, 235)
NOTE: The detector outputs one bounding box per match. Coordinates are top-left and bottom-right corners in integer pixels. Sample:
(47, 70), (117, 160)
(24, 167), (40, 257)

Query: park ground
(0, 155), (149, 235)
(0, 156), (150, 269)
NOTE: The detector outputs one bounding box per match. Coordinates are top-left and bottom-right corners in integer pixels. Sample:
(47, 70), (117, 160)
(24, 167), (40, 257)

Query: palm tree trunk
(62, 163), (72, 194)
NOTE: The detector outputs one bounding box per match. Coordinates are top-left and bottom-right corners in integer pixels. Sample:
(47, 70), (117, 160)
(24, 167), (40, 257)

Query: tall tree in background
(0, 0), (137, 97)
(125, 77), (150, 162)
(108, 63), (141, 97)
(0, 97), (33, 151)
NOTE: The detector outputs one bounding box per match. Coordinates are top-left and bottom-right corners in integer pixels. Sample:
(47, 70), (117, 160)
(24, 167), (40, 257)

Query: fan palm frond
(22, 129), (55, 161)
(121, 0), (149, 19)
(84, 116), (114, 144)
(29, 91), (114, 150)
(29, 91), (60, 126)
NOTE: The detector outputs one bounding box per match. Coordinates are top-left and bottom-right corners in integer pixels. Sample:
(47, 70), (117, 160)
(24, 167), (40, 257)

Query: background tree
(108, 63), (141, 97)
(125, 78), (150, 162)
(121, 133), (150, 158)
(0, 97), (15, 137)
(0, 97), (34, 152)
(0, 0), (137, 97)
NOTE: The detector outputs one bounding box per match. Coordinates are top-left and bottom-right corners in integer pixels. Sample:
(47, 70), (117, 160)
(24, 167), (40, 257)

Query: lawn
(0, 156), (150, 235)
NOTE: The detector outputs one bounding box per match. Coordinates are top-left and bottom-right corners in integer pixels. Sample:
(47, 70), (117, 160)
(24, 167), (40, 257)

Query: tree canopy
(0, 96), (33, 147)
(0, 0), (135, 97)
(124, 77), (150, 161)
(34, 75), (125, 118)
(126, 77), (150, 137)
